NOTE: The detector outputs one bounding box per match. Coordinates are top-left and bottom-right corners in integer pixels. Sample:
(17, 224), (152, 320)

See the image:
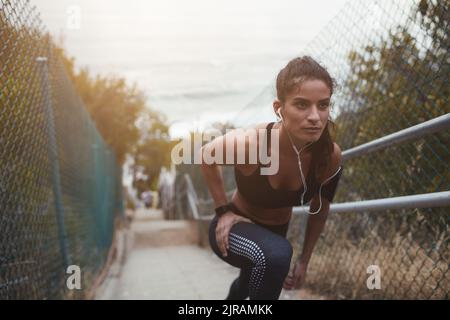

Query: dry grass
(287, 212), (449, 299)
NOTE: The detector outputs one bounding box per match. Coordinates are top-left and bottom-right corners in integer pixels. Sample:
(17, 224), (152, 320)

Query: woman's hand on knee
(215, 212), (253, 257)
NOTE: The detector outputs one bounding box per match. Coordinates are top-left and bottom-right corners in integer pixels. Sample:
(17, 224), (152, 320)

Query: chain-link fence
(0, 0), (124, 299)
(173, 0), (449, 299)
(285, 0), (449, 300)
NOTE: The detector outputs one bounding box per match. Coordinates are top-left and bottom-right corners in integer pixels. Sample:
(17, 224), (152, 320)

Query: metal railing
(342, 113), (450, 161)
(296, 191), (449, 214)
(293, 113), (450, 214)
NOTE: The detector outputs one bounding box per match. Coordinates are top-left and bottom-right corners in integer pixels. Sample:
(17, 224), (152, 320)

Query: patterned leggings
(209, 214), (292, 300)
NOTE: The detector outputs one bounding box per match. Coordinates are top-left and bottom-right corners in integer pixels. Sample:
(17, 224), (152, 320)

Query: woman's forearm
(299, 208), (329, 265)
(199, 147), (228, 207)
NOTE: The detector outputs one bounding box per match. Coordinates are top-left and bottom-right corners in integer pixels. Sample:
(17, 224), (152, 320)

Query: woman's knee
(264, 238), (293, 270)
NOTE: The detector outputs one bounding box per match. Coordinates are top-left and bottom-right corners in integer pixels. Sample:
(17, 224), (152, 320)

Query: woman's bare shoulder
(316, 142), (343, 182)
(201, 122), (272, 167)
(226, 122), (272, 172)
(332, 142), (343, 164)
(326, 142), (343, 177)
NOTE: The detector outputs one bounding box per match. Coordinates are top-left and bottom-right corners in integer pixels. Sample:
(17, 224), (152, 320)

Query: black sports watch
(214, 204), (231, 217)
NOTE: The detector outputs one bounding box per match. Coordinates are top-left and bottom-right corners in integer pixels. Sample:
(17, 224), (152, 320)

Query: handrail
(294, 191), (450, 214)
(196, 191), (450, 221)
(183, 174), (199, 204)
(184, 174), (200, 219)
(342, 113), (450, 161)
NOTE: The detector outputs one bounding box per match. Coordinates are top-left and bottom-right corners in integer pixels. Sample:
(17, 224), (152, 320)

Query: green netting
(0, 0), (124, 299)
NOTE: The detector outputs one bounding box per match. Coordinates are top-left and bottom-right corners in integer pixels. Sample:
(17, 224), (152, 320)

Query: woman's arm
(301, 143), (342, 264)
(199, 129), (252, 207)
(199, 129), (257, 257)
(199, 156), (228, 208)
(199, 125), (265, 206)
(299, 198), (330, 265)
(284, 143), (342, 290)
(283, 198), (330, 290)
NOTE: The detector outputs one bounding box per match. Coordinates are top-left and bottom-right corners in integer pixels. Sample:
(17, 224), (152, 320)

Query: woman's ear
(273, 100), (282, 119)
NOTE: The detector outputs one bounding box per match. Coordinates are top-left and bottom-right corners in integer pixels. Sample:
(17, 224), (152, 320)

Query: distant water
(33, 0), (348, 137)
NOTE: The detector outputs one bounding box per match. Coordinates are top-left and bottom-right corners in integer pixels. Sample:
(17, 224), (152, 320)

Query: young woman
(200, 56), (343, 300)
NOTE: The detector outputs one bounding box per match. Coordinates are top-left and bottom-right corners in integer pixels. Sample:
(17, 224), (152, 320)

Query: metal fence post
(36, 56), (70, 269)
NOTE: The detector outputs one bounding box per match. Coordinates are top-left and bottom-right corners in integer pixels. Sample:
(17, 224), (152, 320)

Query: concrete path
(95, 209), (325, 300)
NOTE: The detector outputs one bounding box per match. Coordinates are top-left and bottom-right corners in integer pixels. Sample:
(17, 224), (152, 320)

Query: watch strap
(214, 204), (231, 217)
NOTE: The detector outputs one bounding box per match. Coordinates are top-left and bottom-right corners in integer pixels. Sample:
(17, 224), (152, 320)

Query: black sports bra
(234, 122), (343, 209)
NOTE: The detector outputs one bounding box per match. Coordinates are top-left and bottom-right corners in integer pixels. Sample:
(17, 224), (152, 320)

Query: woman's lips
(304, 127), (321, 133)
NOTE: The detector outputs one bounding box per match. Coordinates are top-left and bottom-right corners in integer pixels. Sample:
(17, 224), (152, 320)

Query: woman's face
(278, 79), (331, 143)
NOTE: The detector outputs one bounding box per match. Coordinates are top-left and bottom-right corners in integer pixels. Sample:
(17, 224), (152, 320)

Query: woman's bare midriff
(230, 190), (293, 226)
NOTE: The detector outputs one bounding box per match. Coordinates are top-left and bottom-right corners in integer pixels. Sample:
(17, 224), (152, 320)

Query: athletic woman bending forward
(200, 56), (344, 300)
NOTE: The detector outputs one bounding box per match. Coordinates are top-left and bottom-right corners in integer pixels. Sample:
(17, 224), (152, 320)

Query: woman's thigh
(208, 215), (292, 270)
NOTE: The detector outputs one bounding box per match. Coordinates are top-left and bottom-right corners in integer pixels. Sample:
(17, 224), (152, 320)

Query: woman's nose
(307, 105), (321, 121)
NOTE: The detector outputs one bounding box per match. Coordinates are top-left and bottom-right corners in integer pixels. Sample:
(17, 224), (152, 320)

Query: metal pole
(37, 56), (70, 268)
(293, 191), (450, 214)
(343, 113), (450, 161)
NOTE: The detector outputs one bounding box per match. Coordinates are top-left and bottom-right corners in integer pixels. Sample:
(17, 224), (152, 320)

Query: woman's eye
(319, 102), (330, 109)
(296, 102), (308, 108)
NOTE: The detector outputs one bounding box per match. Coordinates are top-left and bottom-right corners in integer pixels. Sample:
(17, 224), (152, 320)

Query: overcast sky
(32, 0), (349, 137)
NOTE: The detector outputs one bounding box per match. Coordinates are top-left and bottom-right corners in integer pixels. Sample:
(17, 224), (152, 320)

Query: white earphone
(276, 108), (283, 121)
(275, 107), (340, 214)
